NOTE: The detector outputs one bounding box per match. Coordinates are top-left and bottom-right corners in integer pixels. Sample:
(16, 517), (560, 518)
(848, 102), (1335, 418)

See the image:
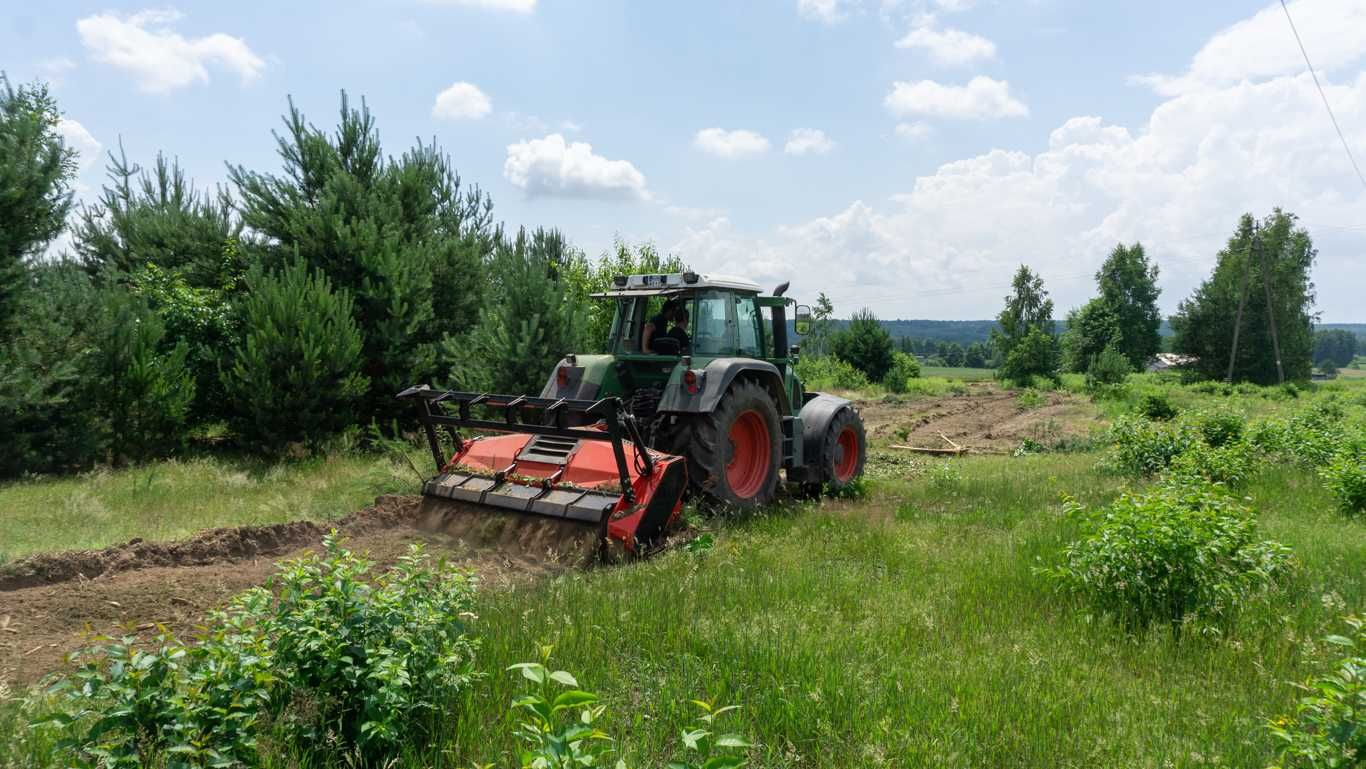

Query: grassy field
(918, 365), (996, 380)
(0, 453), (411, 562)
(1, 375), (1363, 767)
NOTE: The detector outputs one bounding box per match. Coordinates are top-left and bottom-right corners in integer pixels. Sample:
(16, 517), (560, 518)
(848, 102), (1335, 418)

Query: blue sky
(7, 0), (1366, 320)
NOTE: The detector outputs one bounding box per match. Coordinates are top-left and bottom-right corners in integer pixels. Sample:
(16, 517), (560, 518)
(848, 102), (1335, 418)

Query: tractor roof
(593, 271), (763, 298)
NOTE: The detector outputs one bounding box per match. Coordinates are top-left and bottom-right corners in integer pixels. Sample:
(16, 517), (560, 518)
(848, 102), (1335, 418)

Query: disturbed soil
(0, 495), (600, 687)
(857, 383), (1103, 453)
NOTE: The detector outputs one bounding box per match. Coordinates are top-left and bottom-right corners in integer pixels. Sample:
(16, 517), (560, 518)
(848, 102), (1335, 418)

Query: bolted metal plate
(424, 471), (615, 524)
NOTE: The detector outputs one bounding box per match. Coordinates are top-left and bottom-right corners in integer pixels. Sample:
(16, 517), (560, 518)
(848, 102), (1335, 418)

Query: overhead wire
(1278, 0), (1366, 192)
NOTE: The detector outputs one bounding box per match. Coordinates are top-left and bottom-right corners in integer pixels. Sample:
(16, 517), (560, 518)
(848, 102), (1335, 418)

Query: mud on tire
(655, 378), (781, 508)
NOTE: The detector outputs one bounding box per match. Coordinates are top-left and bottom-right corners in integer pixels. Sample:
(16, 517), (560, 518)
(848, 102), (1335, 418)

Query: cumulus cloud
(422, 0), (536, 11)
(694, 128), (771, 158)
(895, 122), (932, 140)
(884, 76), (1027, 120)
(1133, 0), (1366, 95)
(895, 25), (997, 67)
(503, 134), (648, 200)
(432, 81), (492, 121)
(675, 69), (1366, 320)
(797, 0), (853, 24)
(57, 119), (102, 173)
(76, 9), (265, 93)
(784, 128), (835, 155)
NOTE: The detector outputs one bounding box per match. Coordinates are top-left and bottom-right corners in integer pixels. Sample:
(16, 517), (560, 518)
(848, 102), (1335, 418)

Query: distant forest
(790, 319), (1366, 348)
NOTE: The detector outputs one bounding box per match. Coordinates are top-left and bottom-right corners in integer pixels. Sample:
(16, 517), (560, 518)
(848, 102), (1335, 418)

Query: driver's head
(660, 298), (681, 321)
(673, 309), (689, 329)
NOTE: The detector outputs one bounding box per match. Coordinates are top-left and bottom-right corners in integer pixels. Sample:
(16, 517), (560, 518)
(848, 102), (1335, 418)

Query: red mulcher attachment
(397, 386), (687, 557)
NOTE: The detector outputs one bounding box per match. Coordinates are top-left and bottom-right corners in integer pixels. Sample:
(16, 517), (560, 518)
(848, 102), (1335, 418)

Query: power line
(1279, 0), (1366, 192)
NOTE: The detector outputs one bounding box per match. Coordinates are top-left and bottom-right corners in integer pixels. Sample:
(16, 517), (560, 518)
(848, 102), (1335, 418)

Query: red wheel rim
(726, 410), (771, 499)
(833, 427), (860, 482)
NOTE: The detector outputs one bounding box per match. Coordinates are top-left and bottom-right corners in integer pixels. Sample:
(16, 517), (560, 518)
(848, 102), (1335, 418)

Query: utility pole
(1226, 236), (1255, 383)
(1257, 233), (1286, 384)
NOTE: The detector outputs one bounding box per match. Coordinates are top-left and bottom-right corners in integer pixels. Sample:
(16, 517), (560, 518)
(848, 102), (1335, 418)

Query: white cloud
(895, 25), (997, 67)
(895, 122), (932, 140)
(884, 76), (1028, 120)
(36, 57), (78, 86)
(56, 119), (102, 173)
(798, 0), (853, 24)
(784, 128), (835, 155)
(503, 134), (648, 200)
(76, 9), (265, 93)
(675, 70), (1366, 320)
(422, 0), (536, 11)
(432, 81), (492, 121)
(1134, 0), (1366, 96)
(693, 128), (771, 158)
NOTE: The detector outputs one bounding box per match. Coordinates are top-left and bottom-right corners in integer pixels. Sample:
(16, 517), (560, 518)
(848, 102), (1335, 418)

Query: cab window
(736, 296), (761, 357)
(691, 293), (733, 356)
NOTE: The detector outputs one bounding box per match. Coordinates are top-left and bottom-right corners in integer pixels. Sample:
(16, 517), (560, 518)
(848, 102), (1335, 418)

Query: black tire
(812, 407), (866, 495)
(658, 378), (781, 508)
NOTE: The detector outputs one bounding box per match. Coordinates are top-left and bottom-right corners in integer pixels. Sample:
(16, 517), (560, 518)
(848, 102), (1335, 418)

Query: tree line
(0, 78), (676, 478)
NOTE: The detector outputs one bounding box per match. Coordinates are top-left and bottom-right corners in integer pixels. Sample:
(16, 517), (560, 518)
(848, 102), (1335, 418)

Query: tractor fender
(798, 393), (856, 469)
(658, 358), (791, 415)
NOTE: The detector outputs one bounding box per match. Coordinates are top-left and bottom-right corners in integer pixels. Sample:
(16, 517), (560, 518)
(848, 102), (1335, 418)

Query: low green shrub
(1041, 480), (1294, 631)
(1136, 392), (1178, 421)
(1249, 400), (1350, 467)
(1268, 615), (1364, 768)
(1320, 447), (1366, 516)
(1169, 440), (1259, 488)
(1104, 415), (1199, 477)
(1085, 345), (1131, 390)
(1016, 388), (1046, 410)
(34, 535), (480, 766)
(495, 649), (751, 769)
(794, 354), (871, 392)
(881, 352), (922, 394)
(1191, 408), (1245, 448)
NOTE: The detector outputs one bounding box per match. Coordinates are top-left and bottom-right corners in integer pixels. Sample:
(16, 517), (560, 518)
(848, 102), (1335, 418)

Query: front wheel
(815, 408), (866, 493)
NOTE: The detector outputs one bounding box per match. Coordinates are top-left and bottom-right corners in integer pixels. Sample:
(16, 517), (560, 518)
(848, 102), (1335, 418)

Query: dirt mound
(0, 495), (605, 687)
(858, 384), (1102, 453)
(0, 495), (421, 592)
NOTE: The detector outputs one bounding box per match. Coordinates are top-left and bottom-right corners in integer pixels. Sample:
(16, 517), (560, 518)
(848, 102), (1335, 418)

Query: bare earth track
(0, 495), (598, 687)
(858, 383), (1101, 452)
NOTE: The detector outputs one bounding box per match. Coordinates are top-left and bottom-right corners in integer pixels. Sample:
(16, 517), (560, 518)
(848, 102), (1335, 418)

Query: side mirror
(794, 304), (812, 336)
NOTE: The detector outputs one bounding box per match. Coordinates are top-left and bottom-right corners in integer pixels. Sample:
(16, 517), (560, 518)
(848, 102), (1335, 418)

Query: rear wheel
(658, 378), (781, 508)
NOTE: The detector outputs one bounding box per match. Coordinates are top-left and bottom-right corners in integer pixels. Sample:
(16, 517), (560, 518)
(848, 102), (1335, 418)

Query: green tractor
(400, 271), (866, 554)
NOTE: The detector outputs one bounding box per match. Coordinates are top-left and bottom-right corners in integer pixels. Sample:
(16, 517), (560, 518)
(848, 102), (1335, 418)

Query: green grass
(0, 453), (415, 562)
(919, 365), (996, 381)
(437, 454), (1365, 768)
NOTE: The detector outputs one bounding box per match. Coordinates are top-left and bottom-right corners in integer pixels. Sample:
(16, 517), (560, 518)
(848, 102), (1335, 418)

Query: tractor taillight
(683, 369), (699, 394)
(556, 366), (569, 387)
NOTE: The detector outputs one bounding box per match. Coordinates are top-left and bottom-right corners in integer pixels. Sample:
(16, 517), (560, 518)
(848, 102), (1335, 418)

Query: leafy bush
(794, 354), (871, 391)
(1268, 615), (1364, 768)
(222, 259), (368, 450)
(1168, 440), (1258, 488)
(881, 351), (922, 393)
(1041, 480), (1293, 630)
(1320, 447), (1366, 516)
(1249, 400), (1350, 467)
(494, 650), (751, 769)
(1104, 415), (1199, 477)
(1136, 392), (1178, 421)
(36, 535), (479, 766)
(263, 536), (480, 757)
(998, 326), (1060, 387)
(832, 308), (895, 383)
(1085, 345), (1131, 390)
(1191, 408), (1245, 448)
(1016, 388), (1046, 409)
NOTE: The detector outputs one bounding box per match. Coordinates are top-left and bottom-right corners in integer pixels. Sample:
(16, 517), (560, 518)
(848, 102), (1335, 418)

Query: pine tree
(222, 259), (368, 450)
(0, 75), (77, 333)
(443, 228), (583, 394)
(1171, 211), (1316, 383)
(229, 93), (496, 419)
